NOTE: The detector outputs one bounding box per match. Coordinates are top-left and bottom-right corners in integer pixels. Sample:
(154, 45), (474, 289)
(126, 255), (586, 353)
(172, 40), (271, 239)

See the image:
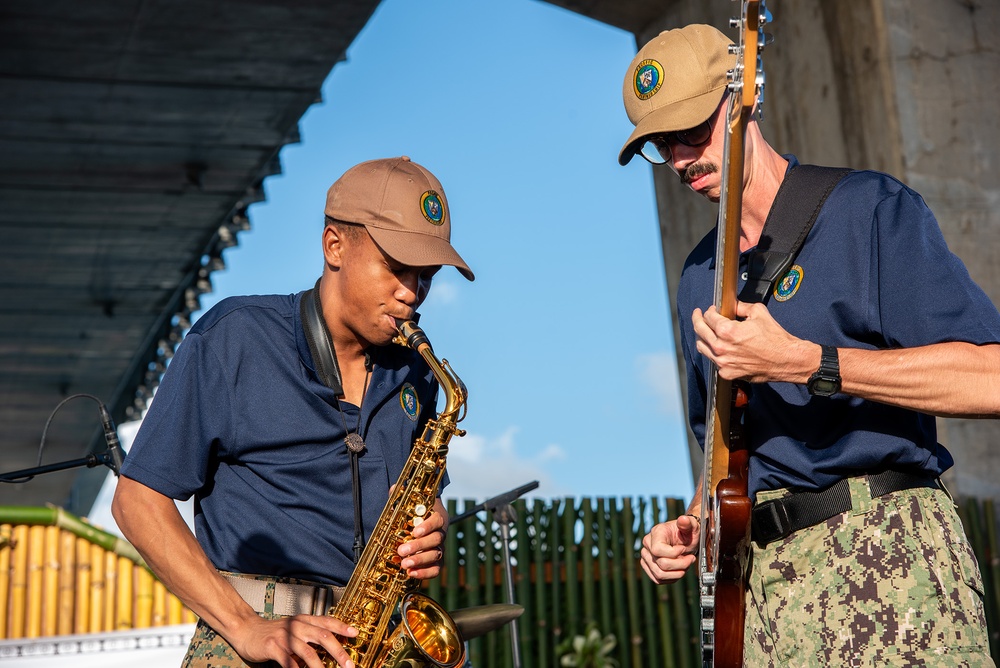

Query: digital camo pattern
(744, 479), (995, 667)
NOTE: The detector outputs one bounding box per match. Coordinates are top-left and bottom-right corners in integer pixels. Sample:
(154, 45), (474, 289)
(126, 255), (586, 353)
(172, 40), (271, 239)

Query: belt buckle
(753, 498), (791, 546)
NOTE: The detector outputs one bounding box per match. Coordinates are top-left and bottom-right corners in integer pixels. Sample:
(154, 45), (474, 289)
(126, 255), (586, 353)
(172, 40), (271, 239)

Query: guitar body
(711, 384), (751, 668)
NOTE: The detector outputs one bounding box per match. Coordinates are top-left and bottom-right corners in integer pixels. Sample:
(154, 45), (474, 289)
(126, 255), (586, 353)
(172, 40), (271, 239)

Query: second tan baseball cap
(618, 24), (735, 166)
(325, 156), (474, 281)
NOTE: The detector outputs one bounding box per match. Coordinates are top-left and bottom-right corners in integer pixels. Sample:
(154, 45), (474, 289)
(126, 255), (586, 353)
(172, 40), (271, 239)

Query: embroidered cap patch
(420, 190), (445, 225)
(400, 383), (419, 421)
(633, 59), (664, 100)
(774, 265), (804, 302)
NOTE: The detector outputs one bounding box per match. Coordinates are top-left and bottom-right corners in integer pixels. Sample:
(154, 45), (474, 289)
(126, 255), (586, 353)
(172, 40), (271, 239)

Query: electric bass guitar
(697, 2), (771, 667)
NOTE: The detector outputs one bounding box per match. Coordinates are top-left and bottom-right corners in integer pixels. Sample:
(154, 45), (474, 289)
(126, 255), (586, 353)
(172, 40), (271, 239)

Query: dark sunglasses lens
(676, 121), (712, 147)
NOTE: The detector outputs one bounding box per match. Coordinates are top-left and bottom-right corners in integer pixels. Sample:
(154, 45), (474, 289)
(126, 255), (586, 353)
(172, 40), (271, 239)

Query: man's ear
(322, 223), (344, 269)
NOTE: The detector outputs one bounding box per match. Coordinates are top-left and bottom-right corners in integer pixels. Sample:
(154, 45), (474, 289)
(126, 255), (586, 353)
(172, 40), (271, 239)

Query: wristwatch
(807, 345), (841, 397)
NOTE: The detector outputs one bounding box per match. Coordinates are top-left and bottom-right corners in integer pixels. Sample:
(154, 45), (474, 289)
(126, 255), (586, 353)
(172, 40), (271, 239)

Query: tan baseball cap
(618, 24), (735, 166)
(325, 156), (474, 281)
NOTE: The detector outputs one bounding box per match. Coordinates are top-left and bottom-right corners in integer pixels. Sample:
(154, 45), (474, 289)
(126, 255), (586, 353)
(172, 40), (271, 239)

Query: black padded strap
(739, 165), (852, 304)
(300, 281), (343, 396)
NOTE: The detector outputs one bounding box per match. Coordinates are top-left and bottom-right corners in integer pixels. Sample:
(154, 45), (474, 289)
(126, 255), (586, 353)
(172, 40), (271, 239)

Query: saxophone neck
(394, 320), (467, 418)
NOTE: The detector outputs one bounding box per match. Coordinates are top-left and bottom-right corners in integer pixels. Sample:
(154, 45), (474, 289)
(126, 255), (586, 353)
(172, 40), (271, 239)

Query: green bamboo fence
(433, 496), (1000, 668)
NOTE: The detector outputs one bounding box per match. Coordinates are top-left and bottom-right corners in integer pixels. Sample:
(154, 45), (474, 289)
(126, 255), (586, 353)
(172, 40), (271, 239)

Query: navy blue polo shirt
(120, 290), (441, 585)
(677, 156), (1000, 499)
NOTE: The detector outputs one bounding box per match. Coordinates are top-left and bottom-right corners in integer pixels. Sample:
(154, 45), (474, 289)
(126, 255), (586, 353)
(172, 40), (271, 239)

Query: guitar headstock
(727, 0), (773, 124)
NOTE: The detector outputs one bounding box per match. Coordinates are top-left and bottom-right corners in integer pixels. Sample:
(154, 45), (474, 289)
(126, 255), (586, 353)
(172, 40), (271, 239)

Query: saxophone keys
(414, 504), (427, 517)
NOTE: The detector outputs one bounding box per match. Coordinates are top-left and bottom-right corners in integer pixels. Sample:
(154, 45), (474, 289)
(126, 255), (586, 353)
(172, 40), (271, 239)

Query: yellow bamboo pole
(136, 565), (154, 628)
(89, 542), (104, 633)
(103, 551), (116, 631)
(9, 525), (29, 639)
(58, 530), (76, 635)
(167, 594), (184, 626)
(152, 580), (167, 626)
(0, 524), (12, 638)
(115, 556), (132, 629)
(42, 525), (59, 636)
(26, 525), (45, 638)
(74, 537), (91, 634)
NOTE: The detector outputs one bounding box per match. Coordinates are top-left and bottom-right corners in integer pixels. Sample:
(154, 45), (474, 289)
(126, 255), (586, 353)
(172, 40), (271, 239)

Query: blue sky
(93, 0), (695, 527)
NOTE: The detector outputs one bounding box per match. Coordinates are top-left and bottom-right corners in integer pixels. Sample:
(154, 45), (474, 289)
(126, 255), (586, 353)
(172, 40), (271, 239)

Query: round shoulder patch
(420, 190), (445, 225)
(773, 265), (804, 302)
(633, 59), (664, 100)
(399, 383), (420, 421)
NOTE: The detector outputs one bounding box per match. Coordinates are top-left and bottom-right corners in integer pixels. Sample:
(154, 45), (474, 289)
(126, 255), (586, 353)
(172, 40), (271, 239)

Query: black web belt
(751, 469), (941, 547)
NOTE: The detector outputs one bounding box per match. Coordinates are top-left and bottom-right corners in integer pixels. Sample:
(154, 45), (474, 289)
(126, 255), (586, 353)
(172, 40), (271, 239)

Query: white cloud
(442, 426), (569, 504)
(636, 351), (683, 416)
(423, 279), (459, 309)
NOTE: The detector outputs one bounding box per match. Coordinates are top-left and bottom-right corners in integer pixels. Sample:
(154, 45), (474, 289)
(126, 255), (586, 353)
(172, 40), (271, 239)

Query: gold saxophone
(319, 320), (467, 668)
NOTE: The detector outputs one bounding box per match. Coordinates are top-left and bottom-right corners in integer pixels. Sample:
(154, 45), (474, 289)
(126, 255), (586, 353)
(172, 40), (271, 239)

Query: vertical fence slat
(57, 530), (75, 636)
(581, 498), (596, 628)
(514, 498), (532, 668)
(0, 524), (11, 638)
(607, 498), (630, 667)
(549, 499), (563, 666)
(596, 498), (613, 643)
(532, 499), (548, 668)
(42, 525), (59, 637)
(563, 497), (579, 639)
(26, 525), (44, 638)
(9, 525), (28, 639)
(621, 499), (642, 668)
(462, 500), (483, 668)
(444, 499), (460, 614)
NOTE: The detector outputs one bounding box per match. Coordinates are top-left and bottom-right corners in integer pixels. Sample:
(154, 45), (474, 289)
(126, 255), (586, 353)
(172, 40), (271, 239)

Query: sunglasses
(639, 119), (713, 165)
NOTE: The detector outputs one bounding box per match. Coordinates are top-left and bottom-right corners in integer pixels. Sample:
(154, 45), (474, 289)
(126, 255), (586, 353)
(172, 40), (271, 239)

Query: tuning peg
(730, 17), (740, 28)
(760, 5), (773, 25)
(759, 31), (775, 49)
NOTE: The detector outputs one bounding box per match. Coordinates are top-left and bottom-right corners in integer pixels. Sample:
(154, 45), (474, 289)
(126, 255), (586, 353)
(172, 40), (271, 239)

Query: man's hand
(230, 613), (359, 668)
(640, 515), (700, 584)
(398, 496), (448, 579)
(693, 301), (815, 384)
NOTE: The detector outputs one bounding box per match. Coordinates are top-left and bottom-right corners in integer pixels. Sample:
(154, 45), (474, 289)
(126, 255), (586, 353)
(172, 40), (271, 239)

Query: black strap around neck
(300, 281), (344, 396)
(300, 281), (367, 562)
(738, 165), (852, 304)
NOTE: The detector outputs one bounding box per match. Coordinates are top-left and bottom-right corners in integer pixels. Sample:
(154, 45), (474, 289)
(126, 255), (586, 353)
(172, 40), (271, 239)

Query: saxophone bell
(372, 593), (466, 668)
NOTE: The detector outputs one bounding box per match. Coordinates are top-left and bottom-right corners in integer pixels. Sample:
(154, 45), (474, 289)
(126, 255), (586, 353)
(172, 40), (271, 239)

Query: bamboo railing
(0, 505), (196, 640)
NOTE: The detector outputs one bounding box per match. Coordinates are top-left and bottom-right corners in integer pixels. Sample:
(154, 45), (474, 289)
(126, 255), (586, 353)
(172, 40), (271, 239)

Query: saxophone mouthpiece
(396, 319), (431, 352)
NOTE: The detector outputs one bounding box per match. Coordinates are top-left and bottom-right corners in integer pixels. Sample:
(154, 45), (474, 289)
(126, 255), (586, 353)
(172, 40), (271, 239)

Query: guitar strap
(738, 164), (852, 304)
(300, 281), (366, 563)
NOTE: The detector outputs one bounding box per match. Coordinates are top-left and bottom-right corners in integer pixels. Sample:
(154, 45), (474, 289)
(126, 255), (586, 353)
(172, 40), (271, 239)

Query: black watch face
(809, 376), (840, 396)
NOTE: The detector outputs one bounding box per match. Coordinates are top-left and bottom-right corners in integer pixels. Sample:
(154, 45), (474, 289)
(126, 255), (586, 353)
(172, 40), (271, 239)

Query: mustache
(681, 161), (719, 184)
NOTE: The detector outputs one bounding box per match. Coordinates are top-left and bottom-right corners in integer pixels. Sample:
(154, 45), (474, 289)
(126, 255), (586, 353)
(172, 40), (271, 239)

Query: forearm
(782, 340), (1000, 418)
(111, 476), (259, 639)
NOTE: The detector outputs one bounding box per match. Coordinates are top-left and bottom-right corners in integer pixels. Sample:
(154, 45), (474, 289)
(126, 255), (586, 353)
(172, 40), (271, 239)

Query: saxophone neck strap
(300, 280), (344, 396)
(300, 280), (366, 562)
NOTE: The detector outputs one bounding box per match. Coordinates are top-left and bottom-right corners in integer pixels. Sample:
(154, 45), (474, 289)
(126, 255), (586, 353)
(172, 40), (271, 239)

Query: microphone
(98, 403), (125, 476)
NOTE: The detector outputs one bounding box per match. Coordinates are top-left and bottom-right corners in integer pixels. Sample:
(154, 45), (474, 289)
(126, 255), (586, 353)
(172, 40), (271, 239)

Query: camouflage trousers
(744, 477), (995, 667)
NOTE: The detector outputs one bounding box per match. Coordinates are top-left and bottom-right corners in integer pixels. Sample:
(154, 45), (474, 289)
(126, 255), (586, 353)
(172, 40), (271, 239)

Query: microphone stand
(1, 396), (125, 483)
(0, 449), (121, 482)
(452, 480), (539, 668)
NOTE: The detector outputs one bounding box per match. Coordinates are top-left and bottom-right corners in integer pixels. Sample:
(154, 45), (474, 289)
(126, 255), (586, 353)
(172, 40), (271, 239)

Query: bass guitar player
(616, 14), (1000, 668)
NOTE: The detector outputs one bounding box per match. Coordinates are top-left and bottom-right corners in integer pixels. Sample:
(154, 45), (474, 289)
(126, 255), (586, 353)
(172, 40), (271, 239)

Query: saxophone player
(112, 156), (475, 668)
